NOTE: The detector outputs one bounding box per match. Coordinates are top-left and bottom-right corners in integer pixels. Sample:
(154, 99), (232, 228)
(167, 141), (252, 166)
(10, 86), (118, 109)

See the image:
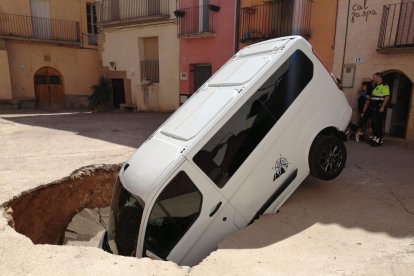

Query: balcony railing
(0, 13), (80, 43)
(239, 0), (312, 43)
(97, 0), (170, 23)
(378, 1), (414, 49)
(140, 60), (159, 83)
(177, 5), (216, 36)
(88, 34), (98, 45)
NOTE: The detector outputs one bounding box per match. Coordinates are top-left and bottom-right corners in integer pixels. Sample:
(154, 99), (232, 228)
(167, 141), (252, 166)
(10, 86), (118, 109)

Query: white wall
(101, 21), (179, 111)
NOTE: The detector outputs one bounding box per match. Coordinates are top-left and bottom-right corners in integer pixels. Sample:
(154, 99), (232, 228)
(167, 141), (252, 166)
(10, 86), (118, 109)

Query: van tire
(309, 135), (346, 180)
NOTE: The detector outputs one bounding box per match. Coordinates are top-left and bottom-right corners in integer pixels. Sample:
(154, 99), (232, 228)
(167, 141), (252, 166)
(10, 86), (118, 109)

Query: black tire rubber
(309, 135), (347, 180)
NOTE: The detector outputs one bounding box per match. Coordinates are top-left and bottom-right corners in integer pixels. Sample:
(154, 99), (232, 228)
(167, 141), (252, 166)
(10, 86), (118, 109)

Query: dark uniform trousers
(371, 108), (385, 139)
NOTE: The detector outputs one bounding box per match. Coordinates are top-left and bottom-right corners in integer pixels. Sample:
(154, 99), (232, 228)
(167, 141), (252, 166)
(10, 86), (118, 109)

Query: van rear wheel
(309, 135), (346, 180)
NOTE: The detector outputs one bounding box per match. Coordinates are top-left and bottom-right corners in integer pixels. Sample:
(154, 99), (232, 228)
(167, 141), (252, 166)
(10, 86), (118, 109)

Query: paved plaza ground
(0, 111), (413, 275)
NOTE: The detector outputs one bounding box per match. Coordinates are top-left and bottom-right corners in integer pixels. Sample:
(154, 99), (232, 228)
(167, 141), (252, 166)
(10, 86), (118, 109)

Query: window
(30, 0), (51, 39)
(144, 171), (202, 259)
(106, 178), (145, 257)
(148, 0), (161, 16)
(140, 37), (160, 83)
(49, 76), (61, 84)
(200, 0), (210, 32)
(34, 75), (47, 84)
(193, 50), (313, 188)
(86, 3), (97, 45)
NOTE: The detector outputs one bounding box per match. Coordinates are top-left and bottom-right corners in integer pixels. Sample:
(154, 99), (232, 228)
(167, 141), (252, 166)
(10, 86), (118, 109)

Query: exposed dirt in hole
(3, 164), (121, 245)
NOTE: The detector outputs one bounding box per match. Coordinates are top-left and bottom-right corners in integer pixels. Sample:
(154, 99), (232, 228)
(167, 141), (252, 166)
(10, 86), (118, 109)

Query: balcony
(140, 60), (160, 83)
(0, 13), (80, 45)
(177, 5), (217, 38)
(97, 0), (170, 26)
(87, 34), (98, 45)
(378, 1), (414, 53)
(239, 0), (312, 43)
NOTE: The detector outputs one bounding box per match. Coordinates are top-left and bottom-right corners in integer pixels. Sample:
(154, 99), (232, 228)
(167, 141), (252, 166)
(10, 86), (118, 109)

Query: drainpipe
(341, 0), (351, 82)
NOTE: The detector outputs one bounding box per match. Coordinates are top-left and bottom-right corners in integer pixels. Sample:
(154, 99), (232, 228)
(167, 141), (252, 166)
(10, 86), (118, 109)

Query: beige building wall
(0, 40), (13, 100)
(0, 0), (31, 16)
(101, 22), (179, 111)
(0, 0), (95, 46)
(333, 0), (414, 142)
(7, 41), (100, 99)
(0, 0), (100, 107)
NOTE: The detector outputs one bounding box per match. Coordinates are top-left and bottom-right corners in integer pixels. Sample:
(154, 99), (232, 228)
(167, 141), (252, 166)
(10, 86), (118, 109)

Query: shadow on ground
(219, 141), (414, 249)
(0, 110), (171, 148)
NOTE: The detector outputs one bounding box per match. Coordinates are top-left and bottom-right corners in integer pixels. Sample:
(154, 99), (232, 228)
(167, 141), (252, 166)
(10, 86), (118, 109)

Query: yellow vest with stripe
(370, 83), (390, 109)
(371, 83), (390, 98)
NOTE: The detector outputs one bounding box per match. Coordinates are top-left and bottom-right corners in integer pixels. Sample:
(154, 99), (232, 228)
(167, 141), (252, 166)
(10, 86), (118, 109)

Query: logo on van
(273, 156), (288, 181)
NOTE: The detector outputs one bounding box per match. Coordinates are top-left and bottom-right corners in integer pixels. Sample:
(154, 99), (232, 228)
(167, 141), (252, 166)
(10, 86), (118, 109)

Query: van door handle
(209, 202), (222, 217)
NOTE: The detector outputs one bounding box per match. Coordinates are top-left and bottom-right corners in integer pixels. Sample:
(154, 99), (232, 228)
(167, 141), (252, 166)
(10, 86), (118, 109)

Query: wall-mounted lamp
(208, 5), (220, 12)
(174, 10), (185, 17)
(109, 61), (117, 71)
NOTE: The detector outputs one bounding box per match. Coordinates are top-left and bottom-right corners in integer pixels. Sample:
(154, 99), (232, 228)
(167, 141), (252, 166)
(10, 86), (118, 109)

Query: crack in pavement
(65, 229), (79, 235)
(353, 165), (414, 215)
(389, 190), (414, 216)
(97, 208), (107, 229)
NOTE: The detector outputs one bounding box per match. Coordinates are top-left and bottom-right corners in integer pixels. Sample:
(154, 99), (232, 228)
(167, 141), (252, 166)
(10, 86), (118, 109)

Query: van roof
(237, 36), (294, 57)
(160, 36), (309, 142)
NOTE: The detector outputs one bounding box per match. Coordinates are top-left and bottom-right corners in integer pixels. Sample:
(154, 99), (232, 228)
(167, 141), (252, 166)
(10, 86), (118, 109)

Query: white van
(101, 36), (352, 266)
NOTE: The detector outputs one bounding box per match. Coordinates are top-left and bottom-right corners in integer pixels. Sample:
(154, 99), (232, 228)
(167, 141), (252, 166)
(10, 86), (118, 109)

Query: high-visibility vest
(370, 83), (390, 109)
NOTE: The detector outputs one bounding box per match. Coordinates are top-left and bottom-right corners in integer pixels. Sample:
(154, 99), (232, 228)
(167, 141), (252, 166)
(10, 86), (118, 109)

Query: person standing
(356, 81), (372, 142)
(362, 72), (390, 146)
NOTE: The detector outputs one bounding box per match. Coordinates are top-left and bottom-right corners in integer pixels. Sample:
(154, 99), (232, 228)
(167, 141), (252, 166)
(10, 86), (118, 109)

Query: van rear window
(193, 50), (313, 188)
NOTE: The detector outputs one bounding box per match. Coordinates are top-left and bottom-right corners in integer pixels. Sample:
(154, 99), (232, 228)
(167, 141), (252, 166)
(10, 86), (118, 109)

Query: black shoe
(369, 136), (378, 145)
(370, 138), (383, 147)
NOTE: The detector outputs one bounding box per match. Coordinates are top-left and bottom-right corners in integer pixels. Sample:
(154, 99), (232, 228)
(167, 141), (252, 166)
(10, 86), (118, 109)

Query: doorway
(34, 67), (64, 108)
(193, 64), (212, 93)
(111, 78), (126, 109)
(383, 72), (413, 138)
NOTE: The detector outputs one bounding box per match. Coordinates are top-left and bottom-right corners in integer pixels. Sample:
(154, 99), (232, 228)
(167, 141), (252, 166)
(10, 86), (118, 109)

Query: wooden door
(34, 67), (64, 108)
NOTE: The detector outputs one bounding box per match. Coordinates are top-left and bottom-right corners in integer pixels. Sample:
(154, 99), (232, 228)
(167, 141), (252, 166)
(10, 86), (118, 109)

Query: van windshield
(144, 171), (202, 259)
(106, 178), (145, 256)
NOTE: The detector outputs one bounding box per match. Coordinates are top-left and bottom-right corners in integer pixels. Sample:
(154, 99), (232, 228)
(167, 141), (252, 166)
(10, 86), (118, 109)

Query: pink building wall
(179, 0), (236, 95)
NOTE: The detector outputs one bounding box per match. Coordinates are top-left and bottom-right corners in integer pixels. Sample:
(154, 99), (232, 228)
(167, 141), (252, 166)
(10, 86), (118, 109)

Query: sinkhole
(3, 164), (121, 246)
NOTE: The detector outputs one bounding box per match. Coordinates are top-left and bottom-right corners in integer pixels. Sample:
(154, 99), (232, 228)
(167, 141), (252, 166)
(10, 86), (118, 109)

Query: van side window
(193, 50), (313, 188)
(144, 171), (202, 259)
